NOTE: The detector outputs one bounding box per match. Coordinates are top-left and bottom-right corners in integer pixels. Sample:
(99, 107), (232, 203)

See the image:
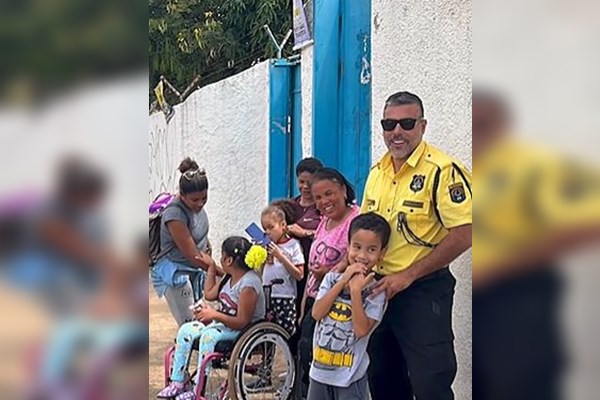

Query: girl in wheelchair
(157, 236), (266, 400)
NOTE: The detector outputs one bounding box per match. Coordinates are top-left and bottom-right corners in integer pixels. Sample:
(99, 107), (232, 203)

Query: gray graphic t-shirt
(310, 272), (386, 387)
(160, 199), (209, 264)
(218, 271), (266, 324)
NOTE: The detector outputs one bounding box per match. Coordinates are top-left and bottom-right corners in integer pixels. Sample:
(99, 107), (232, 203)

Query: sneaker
(157, 381), (185, 398)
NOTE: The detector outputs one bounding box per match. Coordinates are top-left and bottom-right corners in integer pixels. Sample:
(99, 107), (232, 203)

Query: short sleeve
(360, 172), (375, 213)
(291, 240), (305, 265)
(315, 272), (337, 300)
(435, 161), (473, 228)
(240, 273), (262, 296)
(364, 291), (386, 322)
(162, 204), (189, 225)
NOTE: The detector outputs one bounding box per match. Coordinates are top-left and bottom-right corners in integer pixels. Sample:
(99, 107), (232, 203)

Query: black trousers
(472, 268), (564, 400)
(368, 267), (457, 400)
(297, 296), (317, 397)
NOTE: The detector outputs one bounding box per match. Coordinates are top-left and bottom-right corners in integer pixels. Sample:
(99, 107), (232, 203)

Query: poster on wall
(292, 0), (313, 50)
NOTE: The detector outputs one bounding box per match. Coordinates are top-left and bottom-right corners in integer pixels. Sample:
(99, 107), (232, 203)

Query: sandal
(157, 381), (185, 398)
(175, 390), (197, 400)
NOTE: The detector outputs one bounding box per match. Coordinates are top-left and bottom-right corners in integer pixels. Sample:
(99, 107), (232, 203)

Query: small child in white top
(261, 200), (305, 335)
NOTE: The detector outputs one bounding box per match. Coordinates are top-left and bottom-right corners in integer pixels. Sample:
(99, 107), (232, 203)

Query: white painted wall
(149, 62), (270, 260)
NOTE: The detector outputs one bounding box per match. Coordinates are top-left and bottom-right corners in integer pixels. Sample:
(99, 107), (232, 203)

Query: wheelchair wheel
(203, 361), (230, 400)
(228, 322), (295, 400)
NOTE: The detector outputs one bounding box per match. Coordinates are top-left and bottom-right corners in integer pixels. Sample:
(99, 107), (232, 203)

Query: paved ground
(149, 282), (178, 398)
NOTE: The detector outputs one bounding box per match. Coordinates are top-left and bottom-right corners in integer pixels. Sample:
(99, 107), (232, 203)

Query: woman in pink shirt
(297, 167), (360, 397)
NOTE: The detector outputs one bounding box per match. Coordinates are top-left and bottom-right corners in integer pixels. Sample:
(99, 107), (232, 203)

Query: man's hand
(371, 269), (416, 299)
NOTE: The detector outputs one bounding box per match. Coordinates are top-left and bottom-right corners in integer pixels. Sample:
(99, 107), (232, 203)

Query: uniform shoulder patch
(449, 183), (467, 203)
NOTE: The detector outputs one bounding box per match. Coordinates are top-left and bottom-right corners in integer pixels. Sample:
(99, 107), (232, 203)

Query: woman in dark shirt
(286, 157), (323, 314)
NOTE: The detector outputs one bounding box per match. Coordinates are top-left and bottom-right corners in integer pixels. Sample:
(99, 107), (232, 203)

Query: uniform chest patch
(409, 174), (426, 193)
(449, 183), (466, 203)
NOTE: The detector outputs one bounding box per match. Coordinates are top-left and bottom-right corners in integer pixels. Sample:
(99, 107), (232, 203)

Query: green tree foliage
(0, 0), (146, 103)
(149, 0), (293, 104)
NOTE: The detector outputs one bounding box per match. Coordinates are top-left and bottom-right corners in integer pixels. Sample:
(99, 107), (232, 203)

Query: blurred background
(474, 0), (600, 399)
(0, 1), (148, 399)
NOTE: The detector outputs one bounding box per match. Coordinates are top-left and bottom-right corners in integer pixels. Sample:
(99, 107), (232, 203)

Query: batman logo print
(328, 301), (352, 322)
(410, 174), (426, 193)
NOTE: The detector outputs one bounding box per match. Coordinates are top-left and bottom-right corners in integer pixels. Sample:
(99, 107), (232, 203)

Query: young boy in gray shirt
(308, 212), (391, 400)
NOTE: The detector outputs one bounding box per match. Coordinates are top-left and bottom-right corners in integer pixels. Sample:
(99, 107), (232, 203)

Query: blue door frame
(268, 58), (302, 201)
(312, 0), (372, 201)
(269, 0), (372, 201)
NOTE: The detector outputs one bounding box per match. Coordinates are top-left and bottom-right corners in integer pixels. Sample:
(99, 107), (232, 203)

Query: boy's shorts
(307, 375), (369, 400)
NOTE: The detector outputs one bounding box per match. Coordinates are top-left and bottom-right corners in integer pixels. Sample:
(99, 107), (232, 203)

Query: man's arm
(407, 224), (471, 280)
(372, 224), (472, 298)
(473, 225), (600, 288)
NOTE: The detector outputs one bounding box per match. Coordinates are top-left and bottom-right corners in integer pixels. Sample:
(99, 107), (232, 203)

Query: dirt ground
(149, 282), (179, 398)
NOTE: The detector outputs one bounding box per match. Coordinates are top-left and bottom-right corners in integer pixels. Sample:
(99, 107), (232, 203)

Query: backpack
(149, 192), (181, 267)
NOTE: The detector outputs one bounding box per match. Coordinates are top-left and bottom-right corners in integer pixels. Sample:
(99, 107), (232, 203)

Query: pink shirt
(305, 205), (360, 299)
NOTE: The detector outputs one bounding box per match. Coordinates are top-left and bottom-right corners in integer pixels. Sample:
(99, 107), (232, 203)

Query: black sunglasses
(380, 118), (422, 131)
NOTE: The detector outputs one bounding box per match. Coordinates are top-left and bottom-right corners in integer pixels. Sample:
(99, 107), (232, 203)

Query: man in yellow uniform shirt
(365, 92), (472, 400)
(472, 89), (600, 400)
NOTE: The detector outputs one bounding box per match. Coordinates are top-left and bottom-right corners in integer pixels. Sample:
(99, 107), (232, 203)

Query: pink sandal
(175, 390), (197, 400)
(157, 381), (185, 398)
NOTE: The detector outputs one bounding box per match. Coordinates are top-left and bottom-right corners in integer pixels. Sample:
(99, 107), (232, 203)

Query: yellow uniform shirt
(361, 141), (472, 275)
(473, 138), (600, 271)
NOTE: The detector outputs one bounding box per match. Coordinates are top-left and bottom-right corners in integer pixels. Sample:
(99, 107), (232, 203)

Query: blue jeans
(170, 321), (240, 383)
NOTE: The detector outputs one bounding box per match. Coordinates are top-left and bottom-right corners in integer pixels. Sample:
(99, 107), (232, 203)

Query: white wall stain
(360, 56), (372, 85)
(272, 121), (287, 134)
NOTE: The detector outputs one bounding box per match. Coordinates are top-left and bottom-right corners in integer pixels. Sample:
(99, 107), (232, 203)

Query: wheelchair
(163, 279), (296, 400)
